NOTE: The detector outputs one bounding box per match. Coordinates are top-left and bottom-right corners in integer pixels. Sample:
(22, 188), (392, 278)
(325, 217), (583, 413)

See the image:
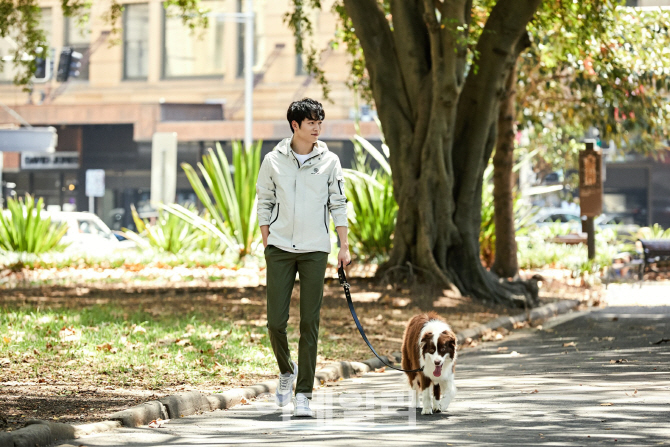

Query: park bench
(638, 239), (670, 278)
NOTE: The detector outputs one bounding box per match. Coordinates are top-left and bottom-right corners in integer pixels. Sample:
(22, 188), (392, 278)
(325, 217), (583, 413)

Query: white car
(46, 211), (131, 253)
(528, 208), (582, 232)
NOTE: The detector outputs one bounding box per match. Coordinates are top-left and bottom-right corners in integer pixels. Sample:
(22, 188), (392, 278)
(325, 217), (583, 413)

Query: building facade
(0, 0), (381, 229)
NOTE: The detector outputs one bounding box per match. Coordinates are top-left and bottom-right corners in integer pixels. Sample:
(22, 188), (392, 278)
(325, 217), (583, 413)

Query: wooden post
(585, 216), (595, 260)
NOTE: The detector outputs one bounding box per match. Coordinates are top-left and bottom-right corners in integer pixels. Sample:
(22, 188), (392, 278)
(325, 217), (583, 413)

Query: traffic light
(32, 47), (53, 83)
(56, 47), (83, 82)
(34, 57), (46, 79)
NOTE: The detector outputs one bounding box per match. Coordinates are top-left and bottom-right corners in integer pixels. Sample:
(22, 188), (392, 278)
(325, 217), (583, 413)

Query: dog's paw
(437, 402), (450, 412)
(421, 406), (433, 415)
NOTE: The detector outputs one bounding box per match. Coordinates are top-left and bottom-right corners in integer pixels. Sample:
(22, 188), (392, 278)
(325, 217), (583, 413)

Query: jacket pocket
(270, 203), (280, 226)
(323, 205), (328, 233)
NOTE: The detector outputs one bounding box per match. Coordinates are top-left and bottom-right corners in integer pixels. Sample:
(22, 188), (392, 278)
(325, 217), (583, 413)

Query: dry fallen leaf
(96, 343), (117, 354)
(148, 418), (169, 428)
(239, 397), (249, 405)
(59, 326), (81, 342)
(497, 347), (509, 352)
(592, 336), (615, 342)
(600, 403), (613, 406)
(563, 342), (576, 347)
(625, 389), (638, 397)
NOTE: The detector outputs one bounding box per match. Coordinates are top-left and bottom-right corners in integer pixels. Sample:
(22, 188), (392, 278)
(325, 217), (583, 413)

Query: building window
(64, 16), (91, 81)
(163, 1), (226, 78)
(0, 8), (52, 83)
(124, 3), (149, 80)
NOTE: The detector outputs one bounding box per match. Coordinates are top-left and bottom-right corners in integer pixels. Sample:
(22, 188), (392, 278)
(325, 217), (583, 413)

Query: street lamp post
(210, 0), (255, 150)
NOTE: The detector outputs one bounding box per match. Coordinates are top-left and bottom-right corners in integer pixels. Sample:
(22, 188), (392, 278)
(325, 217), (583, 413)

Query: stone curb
(456, 299), (581, 344)
(2, 299), (581, 447)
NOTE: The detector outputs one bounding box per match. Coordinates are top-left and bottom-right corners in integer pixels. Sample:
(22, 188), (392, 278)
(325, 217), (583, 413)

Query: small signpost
(579, 141), (603, 260)
(85, 169), (105, 213)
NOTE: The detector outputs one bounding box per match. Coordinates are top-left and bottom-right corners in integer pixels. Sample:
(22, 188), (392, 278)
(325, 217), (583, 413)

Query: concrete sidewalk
(56, 304), (670, 446)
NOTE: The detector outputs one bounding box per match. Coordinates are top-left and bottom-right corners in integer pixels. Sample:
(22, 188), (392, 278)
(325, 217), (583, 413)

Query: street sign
(579, 141), (603, 217)
(85, 169), (105, 198)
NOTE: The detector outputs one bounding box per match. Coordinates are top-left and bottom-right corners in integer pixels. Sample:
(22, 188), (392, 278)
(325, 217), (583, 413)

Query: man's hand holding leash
(335, 225), (351, 269)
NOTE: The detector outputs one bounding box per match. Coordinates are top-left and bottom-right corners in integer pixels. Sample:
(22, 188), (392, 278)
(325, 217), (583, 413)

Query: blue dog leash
(337, 265), (423, 373)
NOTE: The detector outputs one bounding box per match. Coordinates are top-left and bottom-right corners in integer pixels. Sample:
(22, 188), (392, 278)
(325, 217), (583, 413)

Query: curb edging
(2, 298), (582, 447)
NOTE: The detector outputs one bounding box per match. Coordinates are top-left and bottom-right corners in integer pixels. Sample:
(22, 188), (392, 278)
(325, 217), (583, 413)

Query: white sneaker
(275, 360), (298, 407)
(293, 393), (314, 418)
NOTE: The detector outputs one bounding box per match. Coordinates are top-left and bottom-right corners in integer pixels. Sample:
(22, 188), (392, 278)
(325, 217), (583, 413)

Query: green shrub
(123, 204), (213, 254)
(637, 224), (670, 239)
(344, 134), (397, 262)
(0, 194), (68, 253)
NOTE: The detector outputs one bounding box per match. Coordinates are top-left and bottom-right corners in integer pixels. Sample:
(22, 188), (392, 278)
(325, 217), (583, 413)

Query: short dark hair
(287, 98), (325, 133)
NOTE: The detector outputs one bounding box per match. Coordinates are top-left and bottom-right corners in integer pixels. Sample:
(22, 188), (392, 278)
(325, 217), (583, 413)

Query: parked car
(46, 212), (134, 252)
(527, 207), (582, 232)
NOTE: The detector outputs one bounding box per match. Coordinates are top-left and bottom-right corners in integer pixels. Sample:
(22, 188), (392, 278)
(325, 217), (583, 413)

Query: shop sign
(21, 152), (79, 170)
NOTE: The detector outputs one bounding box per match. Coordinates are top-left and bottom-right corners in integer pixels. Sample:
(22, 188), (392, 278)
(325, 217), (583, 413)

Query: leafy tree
(288, 0), (548, 306)
(492, 4), (670, 278)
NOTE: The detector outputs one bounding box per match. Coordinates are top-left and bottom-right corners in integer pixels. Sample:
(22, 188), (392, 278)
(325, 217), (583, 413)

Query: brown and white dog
(401, 312), (457, 415)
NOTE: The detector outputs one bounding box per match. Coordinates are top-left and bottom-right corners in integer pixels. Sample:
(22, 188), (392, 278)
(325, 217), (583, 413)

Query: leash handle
(337, 266), (423, 373)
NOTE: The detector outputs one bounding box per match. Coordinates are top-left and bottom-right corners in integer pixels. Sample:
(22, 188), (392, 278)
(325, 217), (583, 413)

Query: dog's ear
(420, 332), (433, 347)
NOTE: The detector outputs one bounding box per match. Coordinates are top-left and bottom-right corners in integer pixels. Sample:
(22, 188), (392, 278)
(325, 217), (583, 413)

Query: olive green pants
(264, 245), (328, 398)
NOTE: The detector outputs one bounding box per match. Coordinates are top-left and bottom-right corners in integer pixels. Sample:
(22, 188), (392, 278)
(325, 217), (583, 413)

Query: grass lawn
(0, 267), (592, 431)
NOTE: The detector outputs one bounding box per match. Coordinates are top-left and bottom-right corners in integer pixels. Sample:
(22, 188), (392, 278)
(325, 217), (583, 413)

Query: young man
(256, 98), (351, 417)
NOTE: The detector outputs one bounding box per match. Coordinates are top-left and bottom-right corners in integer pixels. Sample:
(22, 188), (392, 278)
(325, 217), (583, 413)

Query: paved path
(60, 305), (670, 446)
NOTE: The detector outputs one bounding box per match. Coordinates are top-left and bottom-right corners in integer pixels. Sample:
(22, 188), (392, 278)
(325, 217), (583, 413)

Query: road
(60, 303), (670, 446)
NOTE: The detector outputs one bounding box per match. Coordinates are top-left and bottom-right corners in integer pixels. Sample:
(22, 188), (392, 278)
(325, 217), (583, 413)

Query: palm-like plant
(0, 194), (68, 253)
(123, 205), (205, 254)
(637, 224), (670, 240)
(344, 133), (398, 261)
(168, 141), (262, 258)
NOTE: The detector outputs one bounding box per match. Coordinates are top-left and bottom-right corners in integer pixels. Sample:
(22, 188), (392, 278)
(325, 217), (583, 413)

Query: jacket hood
(274, 137), (328, 156)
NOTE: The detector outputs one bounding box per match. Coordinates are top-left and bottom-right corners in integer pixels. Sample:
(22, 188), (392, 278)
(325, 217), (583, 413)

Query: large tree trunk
(342, 0), (542, 307)
(492, 46), (527, 278)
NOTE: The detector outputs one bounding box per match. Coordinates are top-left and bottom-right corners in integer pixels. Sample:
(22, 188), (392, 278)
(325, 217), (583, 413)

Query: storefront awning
(0, 127), (58, 152)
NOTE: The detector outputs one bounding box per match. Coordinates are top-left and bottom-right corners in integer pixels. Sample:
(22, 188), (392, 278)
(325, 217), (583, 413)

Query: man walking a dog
(256, 98), (351, 417)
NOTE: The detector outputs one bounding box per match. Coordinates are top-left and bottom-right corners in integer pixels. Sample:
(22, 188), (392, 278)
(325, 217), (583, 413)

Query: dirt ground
(0, 267), (596, 432)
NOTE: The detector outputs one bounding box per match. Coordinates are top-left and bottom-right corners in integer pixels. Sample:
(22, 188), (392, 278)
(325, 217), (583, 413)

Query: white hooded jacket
(256, 138), (348, 253)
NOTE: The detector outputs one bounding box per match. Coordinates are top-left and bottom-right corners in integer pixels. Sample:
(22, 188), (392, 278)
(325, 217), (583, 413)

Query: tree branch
(452, 0), (541, 212)
(343, 0), (413, 153)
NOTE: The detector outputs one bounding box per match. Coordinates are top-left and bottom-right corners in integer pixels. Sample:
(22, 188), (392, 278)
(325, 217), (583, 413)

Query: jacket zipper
(337, 179), (343, 195)
(323, 205), (328, 233)
(270, 203), (280, 226)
